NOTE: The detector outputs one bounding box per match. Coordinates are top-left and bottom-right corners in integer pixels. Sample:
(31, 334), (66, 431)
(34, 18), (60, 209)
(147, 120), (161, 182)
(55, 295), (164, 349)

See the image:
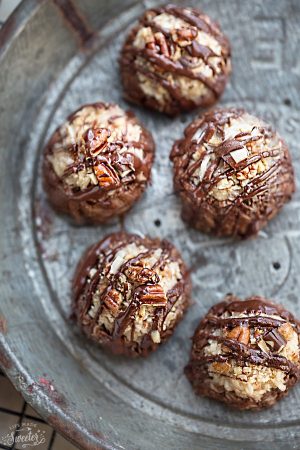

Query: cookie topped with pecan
(72, 232), (191, 357)
(171, 107), (295, 238)
(185, 295), (300, 410)
(43, 102), (155, 224)
(120, 4), (231, 115)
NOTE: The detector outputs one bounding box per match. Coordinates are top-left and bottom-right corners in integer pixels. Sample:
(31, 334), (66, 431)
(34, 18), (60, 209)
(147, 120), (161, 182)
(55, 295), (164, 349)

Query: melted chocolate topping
(72, 232), (190, 356)
(120, 4), (231, 114)
(187, 295), (300, 381)
(45, 103), (153, 199)
(171, 107), (295, 237)
(43, 103), (155, 224)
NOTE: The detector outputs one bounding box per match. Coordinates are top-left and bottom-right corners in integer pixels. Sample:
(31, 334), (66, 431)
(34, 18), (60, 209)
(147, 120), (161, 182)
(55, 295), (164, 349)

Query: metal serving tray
(1, 0), (300, 448)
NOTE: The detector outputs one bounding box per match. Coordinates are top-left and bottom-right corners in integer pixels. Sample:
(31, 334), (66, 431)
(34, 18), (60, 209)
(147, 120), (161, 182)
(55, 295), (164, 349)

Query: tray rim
(1, 1), (300, 449)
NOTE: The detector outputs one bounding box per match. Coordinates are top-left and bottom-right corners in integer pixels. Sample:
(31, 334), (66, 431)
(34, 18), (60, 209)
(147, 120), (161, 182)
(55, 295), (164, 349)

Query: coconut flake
(109, 243), (146, 274)
(151, 330), (161, 343)
(230, 147), (248, 163)
(192, 127), (206, 143)
(110, 254), (126, 275)
(198, 154), (210, 181)
(258, 339), (269, 354)
(89, 267), (98, 278)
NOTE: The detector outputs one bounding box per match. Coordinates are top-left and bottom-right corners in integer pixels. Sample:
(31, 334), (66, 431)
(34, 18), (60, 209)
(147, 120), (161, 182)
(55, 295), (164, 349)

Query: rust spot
(0, 315), (7, 335)
(48, 415), (106, 450)
(91, 430), (106, 441)
(27, 377), (67, 408)
(0, 349), (12, 369)
(53, 0), (94, 47)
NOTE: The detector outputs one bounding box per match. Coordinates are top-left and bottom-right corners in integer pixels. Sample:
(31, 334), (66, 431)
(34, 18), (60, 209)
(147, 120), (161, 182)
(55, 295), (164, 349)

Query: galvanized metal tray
(1, 0), (300, 448)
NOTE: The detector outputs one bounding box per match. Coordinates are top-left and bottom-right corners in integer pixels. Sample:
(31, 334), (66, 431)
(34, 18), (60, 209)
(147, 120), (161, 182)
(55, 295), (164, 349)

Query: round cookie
(120, 4), (231, 115)
(171, 107), (295, 238)
(185, 295), (300, 410)
(43, 102), (155, 224)
(73, 232), (191, 357)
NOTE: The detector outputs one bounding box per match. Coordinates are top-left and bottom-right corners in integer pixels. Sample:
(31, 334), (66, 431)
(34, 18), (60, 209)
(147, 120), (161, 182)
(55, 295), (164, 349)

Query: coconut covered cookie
(185, 295), (300, 410)
(171, 107), (295, 238)
(43, 102), (155, 224)
(120, 4), (231, 115)
(73, 232), (191, 357)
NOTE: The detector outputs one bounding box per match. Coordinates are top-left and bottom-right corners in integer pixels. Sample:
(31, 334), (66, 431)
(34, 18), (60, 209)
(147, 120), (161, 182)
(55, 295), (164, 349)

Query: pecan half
(102, 288), (122, 314)
(147, 32), (172, 57)
(135, 284), (167, 306)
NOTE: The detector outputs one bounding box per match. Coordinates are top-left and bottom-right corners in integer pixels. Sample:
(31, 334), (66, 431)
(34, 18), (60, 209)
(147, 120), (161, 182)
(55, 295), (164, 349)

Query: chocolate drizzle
(72, 232), (191, 357)
(171, 107), (295, 238)
(185, 295), (300, 410)
(120, 4), (231, 115)
(43, 103), (155, 224)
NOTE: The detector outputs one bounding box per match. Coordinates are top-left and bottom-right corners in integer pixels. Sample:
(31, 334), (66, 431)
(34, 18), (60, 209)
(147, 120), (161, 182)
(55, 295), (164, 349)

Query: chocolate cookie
(120, 4), (231, 115)
(73, 232), (191, 357)
(43, 102), (155, 224)
(171, 107), (295, 238)
(185, 295), (300, 410)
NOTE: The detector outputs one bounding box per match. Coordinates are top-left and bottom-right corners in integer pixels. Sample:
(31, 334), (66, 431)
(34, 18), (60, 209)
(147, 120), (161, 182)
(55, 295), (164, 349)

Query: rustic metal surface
(1, 0), (300, 449)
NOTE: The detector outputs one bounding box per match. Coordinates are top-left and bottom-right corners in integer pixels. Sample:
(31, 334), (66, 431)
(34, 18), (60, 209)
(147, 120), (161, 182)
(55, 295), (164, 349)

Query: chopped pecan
(114, 273), (128, 291)
(211, 361), (231, 374)
(227, 326), (240, 339)
(85, 127), (110, 157)
(227, 326), (250, 345)
(174, 27), (198, 46)
(278, 322), (294, 341)
(238, 327), (250, 345)
(135, 284), (167, 306)
(113, 154), (135, 182)
(102, 288), (122, 314)
(125, 265), (159, 284)
(94, 162), (120, 189)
